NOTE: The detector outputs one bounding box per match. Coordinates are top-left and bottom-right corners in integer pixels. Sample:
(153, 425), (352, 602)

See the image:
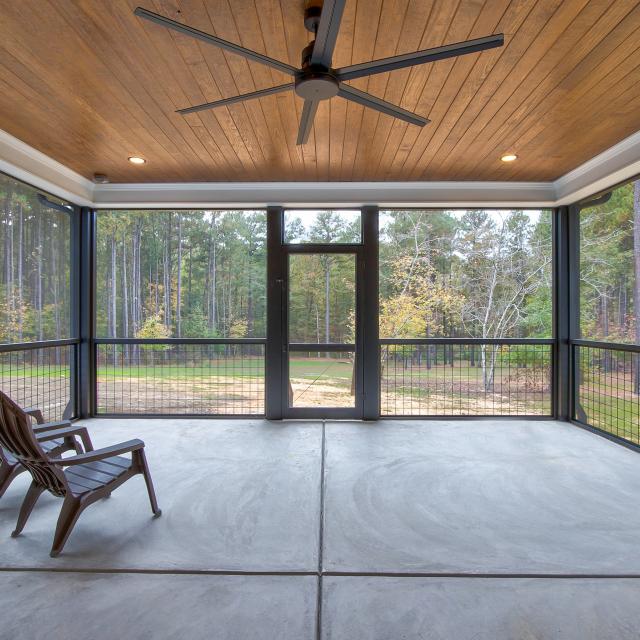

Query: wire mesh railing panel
(381, 343), (552, 416)
(0, 346), (74, 421)
(575, 345), (640, 445)
(96, 343), (265, 415)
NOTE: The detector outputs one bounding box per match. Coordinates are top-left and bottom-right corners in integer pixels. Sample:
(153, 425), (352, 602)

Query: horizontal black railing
(95, 339), (266, 417)
(380, 339), (553, 417)
(572, 341), (640, 446)
(0, 340), (78, 421)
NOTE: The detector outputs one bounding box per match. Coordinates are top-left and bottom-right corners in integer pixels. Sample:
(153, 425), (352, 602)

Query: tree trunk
(17, 202), (23, 340)
(176, 213), (182, 337)
(121, 235), (129, 364)
(633, 181), (640, 394)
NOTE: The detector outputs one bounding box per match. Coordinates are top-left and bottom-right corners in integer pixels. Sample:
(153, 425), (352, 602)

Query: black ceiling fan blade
(310, 0), (346, 68)
(337, 85), (429, 126)
(177, 83), (295, 115)
(134, 7), (298, 77)
(336, 33), (504, 82)
(296, 99), (320, 145)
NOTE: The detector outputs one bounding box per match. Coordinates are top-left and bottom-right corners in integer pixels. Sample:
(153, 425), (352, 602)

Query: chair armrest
(33, 420), (71, 433)
(52, 439), (145, 466)
(37, 425), (94, 453)
(23, 407), (45, 424)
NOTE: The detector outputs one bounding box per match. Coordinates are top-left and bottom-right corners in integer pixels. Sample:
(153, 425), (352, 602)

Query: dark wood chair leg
(66, 436), (84, 454)
(11, 481), (45, 537)
(134, 450), (161, 518)
(50, 495), (85, 557)
(0, 463), (23, 499)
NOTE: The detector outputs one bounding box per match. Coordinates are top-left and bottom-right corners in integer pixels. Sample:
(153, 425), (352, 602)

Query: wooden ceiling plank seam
(401, 0), (515, 180)
(0, 49), (192, 185)
(365, 0), (440, 179)
(140, 19), (245, 180)
(110, 0), (227, 175)
(332, 0), (357, 180)
(459, 0), (640, 181)
(149, 8), (257, 181)
(385, 0), (474, 178)
(424, 0), (587, 178)
(537, 82), (640, 171)
(502, 52), (640, 181)
(407, 0), (540, 180)
(145, 0), (254, 178)
(62, 0), (220, 179)
(220, 0), (296, 176)
(115, 0), (231, 179)
(0, 73), (118, 175)
(253, 0), (303, 178)
(400, 0), (491, 179)
(275, 0), (317, 179)
(380, 0), (464, 179)
(442, 0), (632, 179)
(352, 0), (414, 180)
(164, 0), (265, 179)
(386, 0), (509, 180)
(340, 0), (384, 180)
(340, 0), (379, 181)
(351, 0), (417, 180)
(403, 0), (564, 180)
(0, 58), (140, 168)
(6, 0), (196, 181)
(247, 0), (300, 177)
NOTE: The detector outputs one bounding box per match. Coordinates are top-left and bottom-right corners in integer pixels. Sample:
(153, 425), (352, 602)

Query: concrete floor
(1, 418), (640, 638)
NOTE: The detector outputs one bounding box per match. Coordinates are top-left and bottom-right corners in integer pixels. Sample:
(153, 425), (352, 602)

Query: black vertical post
(554, 206), (570, 420)
(77, 207), (96, 418)
(362, 206), (380, 420)
(68, 206), (81, 419)
(567, 203), (581, 422)
(266, 206), (284, 420)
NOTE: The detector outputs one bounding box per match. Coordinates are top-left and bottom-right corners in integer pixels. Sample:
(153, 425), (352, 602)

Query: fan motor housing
(295, 71), (339, 100)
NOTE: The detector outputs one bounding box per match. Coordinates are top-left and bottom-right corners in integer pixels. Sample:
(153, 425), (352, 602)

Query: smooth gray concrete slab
(0, 419), (322, 571)
(323, 419), (640, 573)
(1, 571), (316, 640)
(321, 576), (640, 640)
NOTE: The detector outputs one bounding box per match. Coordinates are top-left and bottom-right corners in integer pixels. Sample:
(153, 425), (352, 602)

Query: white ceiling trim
(0, 127), (639, 208)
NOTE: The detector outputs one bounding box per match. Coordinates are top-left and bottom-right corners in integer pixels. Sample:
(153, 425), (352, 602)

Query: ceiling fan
(134, 2), (504, 145)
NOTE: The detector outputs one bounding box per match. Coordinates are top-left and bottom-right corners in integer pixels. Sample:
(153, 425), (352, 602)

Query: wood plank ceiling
(1, 0), (639, 183)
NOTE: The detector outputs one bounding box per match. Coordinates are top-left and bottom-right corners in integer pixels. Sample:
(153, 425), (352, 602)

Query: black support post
(361, 206), (380, 420)
(77, 207), (96, 418)
(553, 206), (569, 420)
(266, 206), (284, 419)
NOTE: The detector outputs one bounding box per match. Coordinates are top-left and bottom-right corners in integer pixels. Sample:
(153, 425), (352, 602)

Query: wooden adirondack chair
(0, 391), (161, 557)
(0, 398), (91, 499)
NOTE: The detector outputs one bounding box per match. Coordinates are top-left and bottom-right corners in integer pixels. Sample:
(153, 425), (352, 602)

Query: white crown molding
(0, 129), (93, 206)
(553, 129), (640, 205)
(0, 126), (639, 208)
(91, 180), (555, 208)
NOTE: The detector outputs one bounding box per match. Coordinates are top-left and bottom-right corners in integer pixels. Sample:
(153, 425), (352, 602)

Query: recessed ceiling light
(501, 153), (517, 162)
(128, 156), (146, 164)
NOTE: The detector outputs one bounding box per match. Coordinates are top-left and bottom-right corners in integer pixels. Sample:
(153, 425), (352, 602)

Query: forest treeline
(0, 174), (70, 343)
(0, 171), (639, 355)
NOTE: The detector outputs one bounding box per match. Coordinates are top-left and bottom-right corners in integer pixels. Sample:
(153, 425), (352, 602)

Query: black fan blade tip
(336, 33), (505, 82)
(296, 99), (319, 145)
(176, 83), (295, 115)
(134, 6), (297, 76)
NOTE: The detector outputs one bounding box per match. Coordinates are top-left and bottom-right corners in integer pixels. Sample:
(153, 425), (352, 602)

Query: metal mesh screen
(96, 343), (265, 415)
(576, 346), (640, 445)
(0, 346), (73, 421)
(381, 343), (552, 416)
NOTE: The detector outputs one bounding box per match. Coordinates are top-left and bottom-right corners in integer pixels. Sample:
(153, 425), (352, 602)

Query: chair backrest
(0, 391), (67, 496)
